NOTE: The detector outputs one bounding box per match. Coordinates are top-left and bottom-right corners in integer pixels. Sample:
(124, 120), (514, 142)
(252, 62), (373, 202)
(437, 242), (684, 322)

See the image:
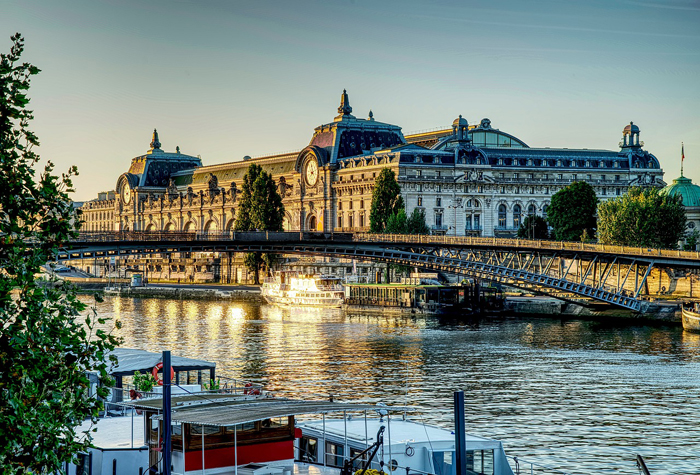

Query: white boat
(296, 412), (515, 475)
(262, 272), (345, 308)
(682, 303), (700, 332)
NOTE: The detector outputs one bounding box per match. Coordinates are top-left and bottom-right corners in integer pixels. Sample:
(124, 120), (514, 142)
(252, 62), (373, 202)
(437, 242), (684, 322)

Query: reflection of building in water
(77, 91), (669, 282)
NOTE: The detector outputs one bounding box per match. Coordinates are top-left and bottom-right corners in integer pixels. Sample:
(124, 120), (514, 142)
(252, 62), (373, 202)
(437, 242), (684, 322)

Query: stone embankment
(505, 296), (680, 322)
(104, 285), (261, 301)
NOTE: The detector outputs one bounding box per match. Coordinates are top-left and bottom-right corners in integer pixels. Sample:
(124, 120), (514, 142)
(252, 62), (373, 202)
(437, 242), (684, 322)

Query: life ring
(244, 382), (260, 395)
(152, 362), (175, 386)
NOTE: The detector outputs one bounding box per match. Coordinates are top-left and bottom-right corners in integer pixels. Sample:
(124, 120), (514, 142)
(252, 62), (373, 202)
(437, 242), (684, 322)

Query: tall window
(498, 204), (507, 228)
(513, 204), (522, 229)
(338, 216), (343, 228)
(359, 214), (365, 227)
(435, 213), (443, 228)
(543, 205), (548, 218)
(436, 197), (441, 207)
(417, 197), (423, 207)
(528, 204), (536, 216)
(473, 214), (481, 230)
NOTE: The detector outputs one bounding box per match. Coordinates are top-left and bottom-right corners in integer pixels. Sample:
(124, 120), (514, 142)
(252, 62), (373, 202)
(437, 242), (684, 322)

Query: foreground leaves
(0, 33), (122, 474)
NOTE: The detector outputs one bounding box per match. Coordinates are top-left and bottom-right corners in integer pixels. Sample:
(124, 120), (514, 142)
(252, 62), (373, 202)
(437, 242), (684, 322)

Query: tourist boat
(262, 272), (345, 308)
(682, 303), (700, 332)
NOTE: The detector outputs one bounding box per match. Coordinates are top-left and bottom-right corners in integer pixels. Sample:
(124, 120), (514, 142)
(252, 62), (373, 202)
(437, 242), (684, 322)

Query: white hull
(682, 307), (700, 332)
(263, 294), (344, 308)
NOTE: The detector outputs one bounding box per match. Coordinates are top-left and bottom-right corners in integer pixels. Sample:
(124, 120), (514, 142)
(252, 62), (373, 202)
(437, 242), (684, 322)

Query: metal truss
(60, 232), (684, 312)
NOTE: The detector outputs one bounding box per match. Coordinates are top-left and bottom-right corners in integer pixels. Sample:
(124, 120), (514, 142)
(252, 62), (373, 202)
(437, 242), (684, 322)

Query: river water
(89, 295), (700, 474)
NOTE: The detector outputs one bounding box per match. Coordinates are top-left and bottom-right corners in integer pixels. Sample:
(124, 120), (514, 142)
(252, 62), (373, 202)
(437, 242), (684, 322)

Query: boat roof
(105, 348), (216, 377)
(150, 398), (410, 427)
(121, 392), (252, 410)
(297, 417), (504, 450)
(78, 414), (147, 449)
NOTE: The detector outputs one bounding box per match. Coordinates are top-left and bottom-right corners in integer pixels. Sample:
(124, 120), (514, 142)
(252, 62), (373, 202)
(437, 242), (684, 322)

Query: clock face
(306, 160), (318, 187)
(122, 185), (132, 204)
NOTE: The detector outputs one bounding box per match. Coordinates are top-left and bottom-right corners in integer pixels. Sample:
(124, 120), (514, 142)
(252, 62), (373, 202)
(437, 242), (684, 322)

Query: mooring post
(454, 391), (466, 475)
(163, 351), (172, 475)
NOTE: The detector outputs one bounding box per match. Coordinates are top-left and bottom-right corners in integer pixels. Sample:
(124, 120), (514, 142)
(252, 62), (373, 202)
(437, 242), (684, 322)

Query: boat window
(191, 425), (221, 436)
(432, 450), (494, 475)
(224, 422), (255, 433)
(299, 436), (318, 463)
(326, 441), (345, 467)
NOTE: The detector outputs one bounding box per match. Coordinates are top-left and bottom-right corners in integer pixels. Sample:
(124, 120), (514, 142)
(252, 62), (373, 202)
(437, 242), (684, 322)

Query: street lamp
(448, 199), (464, 236)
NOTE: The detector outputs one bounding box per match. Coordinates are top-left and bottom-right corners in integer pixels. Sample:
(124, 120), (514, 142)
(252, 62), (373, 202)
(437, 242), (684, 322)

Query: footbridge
(60, 231), (700, 312)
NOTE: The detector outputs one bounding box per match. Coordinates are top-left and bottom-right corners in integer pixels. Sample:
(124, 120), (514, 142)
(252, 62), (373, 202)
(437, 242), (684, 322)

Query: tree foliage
(234, 164), (285, 283)
(597, 187), (686, 249)
(369, 168), (404, 233)
(385, 209), (408, 234)
(406, 208), (430, 235)
(547, 181), (598, 241)
(0, 34), (121, 473)
(517, 215), (549, 240)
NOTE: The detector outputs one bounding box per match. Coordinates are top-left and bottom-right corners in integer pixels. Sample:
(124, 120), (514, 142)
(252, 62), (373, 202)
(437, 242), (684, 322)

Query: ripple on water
(86, 296), (700, 474)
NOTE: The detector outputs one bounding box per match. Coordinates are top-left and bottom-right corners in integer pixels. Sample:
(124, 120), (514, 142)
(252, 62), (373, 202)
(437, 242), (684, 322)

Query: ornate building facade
(96, 91), (664, 240)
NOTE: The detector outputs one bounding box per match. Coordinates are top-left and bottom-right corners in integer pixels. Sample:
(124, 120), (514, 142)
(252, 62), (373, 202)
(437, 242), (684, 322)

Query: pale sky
(3, 0), (699, 201)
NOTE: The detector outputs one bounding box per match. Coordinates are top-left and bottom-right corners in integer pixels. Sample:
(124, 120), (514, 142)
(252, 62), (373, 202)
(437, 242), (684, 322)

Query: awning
(152, 399), (410, 427)
(105, 348), (216, 377)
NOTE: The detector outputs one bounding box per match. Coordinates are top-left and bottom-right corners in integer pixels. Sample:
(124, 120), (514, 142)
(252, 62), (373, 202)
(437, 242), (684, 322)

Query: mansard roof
(307, 90), (406, 162)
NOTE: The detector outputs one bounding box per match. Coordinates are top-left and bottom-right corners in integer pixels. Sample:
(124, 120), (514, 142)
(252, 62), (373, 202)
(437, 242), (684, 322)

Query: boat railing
(510, 456), (572, 475)
(100, 377), (267, 415)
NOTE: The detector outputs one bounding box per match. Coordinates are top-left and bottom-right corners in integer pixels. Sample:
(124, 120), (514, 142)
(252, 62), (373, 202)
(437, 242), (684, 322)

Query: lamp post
(448, 199), (463, 236)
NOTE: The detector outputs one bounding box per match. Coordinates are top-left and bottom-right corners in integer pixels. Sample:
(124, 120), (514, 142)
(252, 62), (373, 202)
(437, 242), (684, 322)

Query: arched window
(308, 215), (317, 231)
(513, 204), (522, 229)
(528, 204), (536, 216)
(498, 204), (507, 228)
(543, 205), (549, 219)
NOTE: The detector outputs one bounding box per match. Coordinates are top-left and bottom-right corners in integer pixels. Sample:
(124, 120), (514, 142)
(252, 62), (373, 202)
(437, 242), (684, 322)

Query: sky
(3, 0), (699, 201)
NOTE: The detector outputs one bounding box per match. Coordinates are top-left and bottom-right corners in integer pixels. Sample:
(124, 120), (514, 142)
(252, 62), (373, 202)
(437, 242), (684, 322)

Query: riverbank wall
(104, 285), (261, 301)
(505, 296), (680, 322)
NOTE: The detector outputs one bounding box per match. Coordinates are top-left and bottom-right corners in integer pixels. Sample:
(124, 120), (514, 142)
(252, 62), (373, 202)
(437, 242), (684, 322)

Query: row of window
(338, 200), (364, 211)
(500, 173), (624, 182)
(496, 157), (629, 168)
(498, 204), (547, 229)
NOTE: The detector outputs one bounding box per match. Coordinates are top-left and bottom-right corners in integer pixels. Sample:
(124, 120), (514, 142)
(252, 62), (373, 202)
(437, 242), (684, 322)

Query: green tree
(517, 215), (549, 240)
(547, 181), (598, 241)
(369, 168), (404, 233)
(597, 187), (686, 249)
(0, 34), (121, 473)
(234, 164), (285, 283)
(685, 229), (699, 251)
(385, 209), (408, 234)
(406, 208), (430, 235)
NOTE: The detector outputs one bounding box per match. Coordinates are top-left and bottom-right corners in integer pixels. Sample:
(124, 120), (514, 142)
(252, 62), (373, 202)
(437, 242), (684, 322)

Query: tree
(685, 229), (699, 251)
(517, 215), (549, 240)
(385, 209), (407, 234)
(0, 34), (121, 473)
(597, 187), (686, 249)
(547, 181), (598, 241)
(369, 168), (404, 233)
(406, 208), (430, 235)
(234, 164), (285, 283)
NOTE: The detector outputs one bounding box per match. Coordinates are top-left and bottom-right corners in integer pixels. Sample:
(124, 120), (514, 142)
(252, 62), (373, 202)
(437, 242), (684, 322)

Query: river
(89, 295), (700, 474)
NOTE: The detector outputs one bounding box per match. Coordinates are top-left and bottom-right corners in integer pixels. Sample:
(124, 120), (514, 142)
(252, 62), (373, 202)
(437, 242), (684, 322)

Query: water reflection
(89, 296), (700, 474)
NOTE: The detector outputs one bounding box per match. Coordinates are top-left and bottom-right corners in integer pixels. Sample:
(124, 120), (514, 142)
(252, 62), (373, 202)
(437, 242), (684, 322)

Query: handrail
(68, 231), (700, 263)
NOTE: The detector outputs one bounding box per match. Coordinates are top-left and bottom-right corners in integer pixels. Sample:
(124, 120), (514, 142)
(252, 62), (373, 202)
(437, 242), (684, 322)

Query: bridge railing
(72, 231), (700, 262)
(356, 233), (700, 262)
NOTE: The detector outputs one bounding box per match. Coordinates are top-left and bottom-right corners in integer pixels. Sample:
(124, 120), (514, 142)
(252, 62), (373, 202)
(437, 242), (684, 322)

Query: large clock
(305, 160), (318, 187)
(122, 185), (132, 204)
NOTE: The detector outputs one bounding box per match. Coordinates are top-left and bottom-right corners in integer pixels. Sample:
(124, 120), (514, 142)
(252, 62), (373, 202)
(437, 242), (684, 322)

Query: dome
(623, 121), (640, 134)
(660, 175), (700, 207)
(453, 115), (468, 127)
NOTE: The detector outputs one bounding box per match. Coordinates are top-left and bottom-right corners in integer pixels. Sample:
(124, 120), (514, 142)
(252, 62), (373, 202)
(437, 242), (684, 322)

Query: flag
(682, 142), (685, 176)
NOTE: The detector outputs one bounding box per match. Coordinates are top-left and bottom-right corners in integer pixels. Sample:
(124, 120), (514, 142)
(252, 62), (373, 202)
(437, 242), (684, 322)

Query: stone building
(660, 167), (700, 250)
(78, 91), (669, 282)
(80, 191), (116, 232)
(104, 91), (664, 238)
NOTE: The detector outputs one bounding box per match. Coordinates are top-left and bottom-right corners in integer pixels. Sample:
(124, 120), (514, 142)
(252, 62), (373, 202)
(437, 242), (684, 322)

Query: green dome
(660, 175), (700, 207)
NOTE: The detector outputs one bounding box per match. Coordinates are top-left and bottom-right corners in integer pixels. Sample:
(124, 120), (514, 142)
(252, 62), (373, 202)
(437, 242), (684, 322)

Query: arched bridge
(60, 231), (700, 312)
